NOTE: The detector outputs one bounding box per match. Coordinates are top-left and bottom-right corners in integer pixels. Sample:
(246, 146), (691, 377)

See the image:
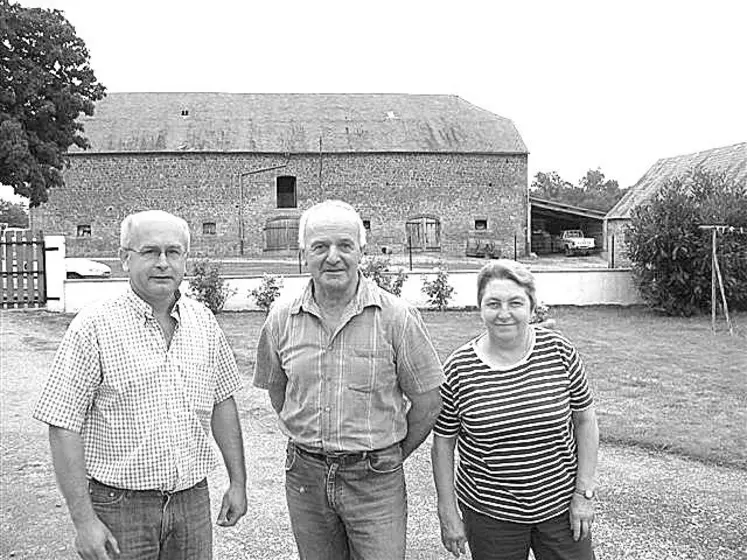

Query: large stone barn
(31, 93), (529, 258)
(605, 141), (746, 266)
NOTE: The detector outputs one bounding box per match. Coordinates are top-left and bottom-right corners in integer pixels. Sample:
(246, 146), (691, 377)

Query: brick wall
(31, 152), (528, 257)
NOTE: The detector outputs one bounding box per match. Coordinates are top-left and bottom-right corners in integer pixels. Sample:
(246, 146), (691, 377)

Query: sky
(3, 0), (746, 204)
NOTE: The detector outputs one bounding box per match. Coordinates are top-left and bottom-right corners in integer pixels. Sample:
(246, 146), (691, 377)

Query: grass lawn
(2, 306), (745, 559)
(222, 305), (747, 470)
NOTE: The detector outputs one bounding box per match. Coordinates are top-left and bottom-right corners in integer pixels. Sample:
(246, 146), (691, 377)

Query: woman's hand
(569, 493), (595, 541)
(438, 505), (468, 557)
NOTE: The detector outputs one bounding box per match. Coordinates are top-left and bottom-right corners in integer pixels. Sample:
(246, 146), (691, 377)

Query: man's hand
(438, 506), (468, 558)
(74, 517), (120, 560)
(569, 493), (595, 541)
(217, 482), (247, 527)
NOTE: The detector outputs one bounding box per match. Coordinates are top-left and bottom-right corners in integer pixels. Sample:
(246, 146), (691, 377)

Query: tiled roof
(606, 142), (747, 220)
(71, 92), (528, 155)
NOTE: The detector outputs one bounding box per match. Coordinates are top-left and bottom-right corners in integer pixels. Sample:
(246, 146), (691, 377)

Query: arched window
(405, 216), (441, 252)
(263, 216), (299, 252)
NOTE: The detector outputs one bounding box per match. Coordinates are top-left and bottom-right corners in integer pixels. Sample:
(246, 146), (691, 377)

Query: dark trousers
(89, 478), (212, 560)
(460, 505), (595, 560)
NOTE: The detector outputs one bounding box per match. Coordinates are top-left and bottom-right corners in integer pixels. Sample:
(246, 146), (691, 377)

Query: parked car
(559, 229), (595, 256)
(65, 258), (112, 279)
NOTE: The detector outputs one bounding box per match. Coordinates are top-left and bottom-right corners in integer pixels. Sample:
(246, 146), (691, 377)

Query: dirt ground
(1, 309), (746, 560)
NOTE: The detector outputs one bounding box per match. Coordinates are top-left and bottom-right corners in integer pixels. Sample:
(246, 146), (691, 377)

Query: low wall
(61, 268), (642, 314)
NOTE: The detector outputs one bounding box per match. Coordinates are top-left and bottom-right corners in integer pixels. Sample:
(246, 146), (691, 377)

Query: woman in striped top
(431, 260), (599, 560)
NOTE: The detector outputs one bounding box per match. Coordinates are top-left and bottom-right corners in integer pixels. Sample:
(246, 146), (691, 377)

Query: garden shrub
(531, 302), (551, 324)
(421, 264), (455, 311)
(250, 273), (284, 313)
(626, 167), (747, 316)
(188, 259), (236, 314)
(359, 255), (408, 296)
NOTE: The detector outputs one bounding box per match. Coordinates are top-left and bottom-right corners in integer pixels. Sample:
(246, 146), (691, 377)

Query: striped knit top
(433, 327), (593, 523)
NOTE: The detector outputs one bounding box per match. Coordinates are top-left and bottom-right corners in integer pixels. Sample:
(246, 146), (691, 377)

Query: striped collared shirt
(33, 287), (241, 491)
(253, 276), (444, 452)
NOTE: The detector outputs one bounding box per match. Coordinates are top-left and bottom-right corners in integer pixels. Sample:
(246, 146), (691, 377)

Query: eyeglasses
(122, 246), (187, 262)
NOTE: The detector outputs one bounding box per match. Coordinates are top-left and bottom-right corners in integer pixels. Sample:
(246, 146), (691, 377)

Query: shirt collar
(124, 285), (182, 322)
(291, 273), (383, 317)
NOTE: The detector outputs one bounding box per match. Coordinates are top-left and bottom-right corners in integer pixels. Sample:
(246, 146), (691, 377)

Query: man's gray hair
(120, 210), (191, 251)
(297, 200), (367, 249)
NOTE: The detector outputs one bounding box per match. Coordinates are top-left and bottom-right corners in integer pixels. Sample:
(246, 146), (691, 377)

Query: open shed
(529, 197), (605, 254)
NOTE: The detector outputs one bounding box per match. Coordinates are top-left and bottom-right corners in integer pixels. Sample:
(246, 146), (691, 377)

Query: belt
(89, 478), (206, 495)
(294, 445), (371, 466)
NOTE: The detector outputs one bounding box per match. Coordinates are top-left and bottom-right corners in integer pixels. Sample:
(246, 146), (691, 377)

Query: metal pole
(711, 228), (717, 332)
(239, 174), (245, 256)
(610, 234), (615, 269)
(408, 233), (413, 271)
(237, 157), (291, 257)
(319, 134), (323, 188)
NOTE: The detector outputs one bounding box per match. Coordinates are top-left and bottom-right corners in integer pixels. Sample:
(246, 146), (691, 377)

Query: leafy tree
(578, 169), (626, 212)
(0, 1), (106, 206)
(531, 171), (575, 201)
(0, 198), (28, 227)
(531, 168), (626, 212)
(626, 167), (747, 316)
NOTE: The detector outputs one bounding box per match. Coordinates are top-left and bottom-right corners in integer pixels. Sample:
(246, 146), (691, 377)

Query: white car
(65, 258), (112, 279)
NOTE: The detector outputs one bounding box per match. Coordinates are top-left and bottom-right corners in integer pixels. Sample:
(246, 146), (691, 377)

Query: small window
(475, 219), (488, 231)
(76, 225), (91, 237)
(362, 219), (371, 231)
(276, 176), (297, 208)
(203, 222), (216, 235)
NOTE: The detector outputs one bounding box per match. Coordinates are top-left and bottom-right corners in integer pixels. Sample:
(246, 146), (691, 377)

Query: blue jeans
(460, 505), (595, 560)
(284, 440), (407, 560)
(88, 478), (212, 560)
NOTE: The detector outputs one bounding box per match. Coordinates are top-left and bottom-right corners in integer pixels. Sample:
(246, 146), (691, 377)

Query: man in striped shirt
(254, 200), (444, 559)
(34, 210), (247, 560)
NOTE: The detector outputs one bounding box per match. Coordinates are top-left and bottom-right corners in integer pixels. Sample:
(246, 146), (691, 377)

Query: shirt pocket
(346, 348), (395, 393)
(180, 359), (216, 417)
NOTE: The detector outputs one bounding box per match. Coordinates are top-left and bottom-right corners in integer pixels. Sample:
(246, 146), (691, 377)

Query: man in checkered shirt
(34, 210), (247, 560)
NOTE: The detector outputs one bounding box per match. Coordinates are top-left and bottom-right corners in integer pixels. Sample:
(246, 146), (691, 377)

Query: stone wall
(31, 151), (528, 257)
(605, 218), (632, 267)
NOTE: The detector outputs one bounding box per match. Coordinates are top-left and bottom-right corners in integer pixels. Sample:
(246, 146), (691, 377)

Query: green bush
(626, 167), (747, 316)
(359, 256), (408, 296)
(249, 273), (284, 313)
(187, 259), (236, 314)
(531, 302), (551, 324)
(421, 264), (455, 311)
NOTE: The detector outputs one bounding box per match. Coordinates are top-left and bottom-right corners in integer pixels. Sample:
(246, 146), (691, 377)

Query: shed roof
(71, 92), (528, 155)
(606, 142), (747, 220)
(530, 196), (606, 220)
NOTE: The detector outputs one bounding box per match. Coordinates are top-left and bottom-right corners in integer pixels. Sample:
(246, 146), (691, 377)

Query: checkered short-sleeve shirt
(33, 288), (242, 491)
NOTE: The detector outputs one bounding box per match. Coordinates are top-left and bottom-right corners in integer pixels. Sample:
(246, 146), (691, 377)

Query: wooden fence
(0, 230), (47, 308)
